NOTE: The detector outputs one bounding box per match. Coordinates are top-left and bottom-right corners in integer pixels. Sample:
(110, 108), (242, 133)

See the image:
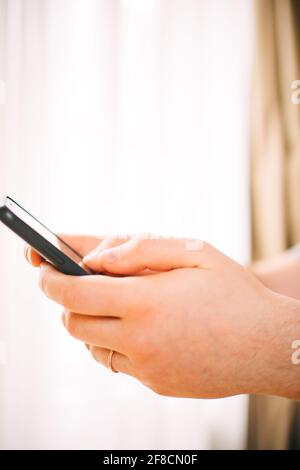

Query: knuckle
(132, 233), (152, 255)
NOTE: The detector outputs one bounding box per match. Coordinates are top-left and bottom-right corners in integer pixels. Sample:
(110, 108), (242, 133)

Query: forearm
(258, 292), (300, 401)
(251, 249), (300, 400)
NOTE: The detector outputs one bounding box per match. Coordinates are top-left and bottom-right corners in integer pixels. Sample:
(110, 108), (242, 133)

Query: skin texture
(25, 234), (300, 400)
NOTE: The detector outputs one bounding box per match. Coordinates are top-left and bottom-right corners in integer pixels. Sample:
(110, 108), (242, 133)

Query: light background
(0, 0), (253, 449)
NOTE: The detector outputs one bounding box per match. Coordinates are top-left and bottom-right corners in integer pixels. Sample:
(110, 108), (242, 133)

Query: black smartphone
(0, 196), (93, 276)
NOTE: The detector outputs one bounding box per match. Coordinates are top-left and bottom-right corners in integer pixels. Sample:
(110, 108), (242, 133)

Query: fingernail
(83, 249), (98, 264)
(25, 247), (30, 263)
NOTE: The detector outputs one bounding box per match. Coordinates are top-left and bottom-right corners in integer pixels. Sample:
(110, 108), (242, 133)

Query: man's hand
(26, 235), (300, 400)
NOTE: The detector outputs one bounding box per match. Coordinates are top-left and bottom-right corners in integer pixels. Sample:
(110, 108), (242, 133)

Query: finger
(25, 246), (44, 267)
(91, 236), (132, 253)
(39, 262), (147, 316)
(83, 235), (223, 275)
(83, 236), (132, 271)
(61, 311), (126, 352)
(57, 234), (102, 257)
(89, 346), (132, 375)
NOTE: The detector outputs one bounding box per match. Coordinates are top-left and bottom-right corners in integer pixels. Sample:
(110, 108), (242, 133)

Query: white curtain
(0, 0), (253, 449)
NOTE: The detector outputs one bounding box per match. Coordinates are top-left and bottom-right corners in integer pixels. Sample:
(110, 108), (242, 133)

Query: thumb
(83, 235), (222, 275)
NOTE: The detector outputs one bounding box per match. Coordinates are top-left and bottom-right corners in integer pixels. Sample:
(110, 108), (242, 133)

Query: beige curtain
(249, 0), (300, 449)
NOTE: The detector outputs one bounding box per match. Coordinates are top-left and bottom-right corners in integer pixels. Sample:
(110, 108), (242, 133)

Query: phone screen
(5, 197), (83, 265)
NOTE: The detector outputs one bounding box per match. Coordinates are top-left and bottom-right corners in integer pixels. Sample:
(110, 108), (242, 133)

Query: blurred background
(0, 0), (253, 449)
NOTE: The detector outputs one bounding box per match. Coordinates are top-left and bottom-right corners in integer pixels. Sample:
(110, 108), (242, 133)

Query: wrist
(251, 252), (300, 301)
